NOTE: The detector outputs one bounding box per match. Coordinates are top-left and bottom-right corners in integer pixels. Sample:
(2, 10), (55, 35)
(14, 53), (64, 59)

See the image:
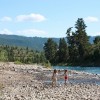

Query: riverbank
(0, 62), (100, 100)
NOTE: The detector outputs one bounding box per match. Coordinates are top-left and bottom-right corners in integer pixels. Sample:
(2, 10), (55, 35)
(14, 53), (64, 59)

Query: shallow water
(45, 78), (100, 85)
(53, 66), (100, 75)
(44, 78), (100, 85)
(44, 66), (100, 85)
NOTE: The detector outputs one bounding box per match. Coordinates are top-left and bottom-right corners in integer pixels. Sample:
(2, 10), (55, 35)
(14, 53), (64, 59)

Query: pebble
(0, 62), (100, 100)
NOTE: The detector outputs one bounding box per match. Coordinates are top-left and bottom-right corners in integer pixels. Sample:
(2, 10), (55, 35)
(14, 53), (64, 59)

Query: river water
(44, 66), (100, 85)
(53, 66), (100, 74)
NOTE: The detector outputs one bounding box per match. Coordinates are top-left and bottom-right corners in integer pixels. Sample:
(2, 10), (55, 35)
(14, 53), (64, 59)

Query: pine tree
(75, 18), (89, 61)
(58, 38), (69, 63)
(94, 36), (100, 44)
(43, 38), (58, 64)
(66, 18), (90, 64)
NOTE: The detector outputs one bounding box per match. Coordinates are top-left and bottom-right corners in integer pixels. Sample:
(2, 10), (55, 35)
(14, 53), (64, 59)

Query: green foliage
(92, 43), (100, 65)
(58, 38), (69, 63)
(0, 19), (99, 66)
(66, 18), (90, 64)
(42, 61), (51, 68)
(0, 34), (60, 51)
(0, 50), (8, 61)
(44, 18), (100, 66)
(14, 60), (23, 64)
(94, 36), (100, 44)
(0, 34), (96, 52)
(43, 38), (58, 64)
(0, 45), (48, 66)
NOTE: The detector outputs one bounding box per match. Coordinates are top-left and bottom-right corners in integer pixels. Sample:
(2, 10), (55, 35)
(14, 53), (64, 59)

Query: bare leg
(65, 79), (66, 85)
(52, 81), (54, 87)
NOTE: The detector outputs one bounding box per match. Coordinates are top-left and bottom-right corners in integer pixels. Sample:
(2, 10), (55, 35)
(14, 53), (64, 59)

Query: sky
(0, 0), (100, 38)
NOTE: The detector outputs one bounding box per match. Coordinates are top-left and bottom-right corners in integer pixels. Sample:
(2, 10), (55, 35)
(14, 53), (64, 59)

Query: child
(52, 69), (58, 87)
(64, 70), (68, 85)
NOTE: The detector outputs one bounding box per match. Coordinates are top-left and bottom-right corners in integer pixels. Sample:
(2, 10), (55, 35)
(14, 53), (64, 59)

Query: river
(53, 66), (100, 74)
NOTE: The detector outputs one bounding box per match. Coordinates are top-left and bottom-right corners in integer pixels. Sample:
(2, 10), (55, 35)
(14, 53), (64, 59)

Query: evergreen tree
(8, 47), (14, 61)
(94, 36), (100, 44)
(0, 45), (49, 65)
(66, 18), (90, 64)
(43, 38), (58, 64)
(58, 38), (69, 63)
(75, 18), (89, 60)
(92, 37), (100, 65)
(66, 28), (80, 63)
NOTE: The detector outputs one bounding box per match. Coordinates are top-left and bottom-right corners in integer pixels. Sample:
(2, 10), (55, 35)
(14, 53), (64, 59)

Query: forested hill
(0, 34), (60, 51)
(0, 34), (95, 51)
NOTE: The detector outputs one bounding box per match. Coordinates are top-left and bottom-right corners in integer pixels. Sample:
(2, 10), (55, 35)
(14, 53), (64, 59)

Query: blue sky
(0, 0), (100, 37)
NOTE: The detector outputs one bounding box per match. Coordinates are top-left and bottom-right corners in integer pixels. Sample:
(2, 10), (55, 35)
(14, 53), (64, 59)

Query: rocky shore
(0, 62), (100, 100)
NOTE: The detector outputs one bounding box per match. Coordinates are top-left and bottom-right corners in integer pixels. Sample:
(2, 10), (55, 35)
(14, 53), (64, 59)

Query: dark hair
(64, 70), (67, 72)
(54, 69), (57, 73)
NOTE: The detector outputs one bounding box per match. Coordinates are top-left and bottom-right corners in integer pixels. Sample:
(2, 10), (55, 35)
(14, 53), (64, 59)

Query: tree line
(0, 45), (51, 67)
(44, 18), (100, 66)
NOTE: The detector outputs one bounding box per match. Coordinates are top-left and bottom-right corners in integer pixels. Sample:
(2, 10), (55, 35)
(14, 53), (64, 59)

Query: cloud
(0, 29), (13, 35)
(88, 32), (100, 36)
(90, 32), (100, 36)
(0, 28), (47, 37)
(16, 29), (47, 37)
(84, 16), (99, 22)
(16, 13), (46, 22)
(0, 16), (12, 22)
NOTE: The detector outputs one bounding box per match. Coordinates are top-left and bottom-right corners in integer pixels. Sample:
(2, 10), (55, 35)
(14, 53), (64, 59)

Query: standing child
(64, 70), (68, 85)
(52, 69), (58, 87)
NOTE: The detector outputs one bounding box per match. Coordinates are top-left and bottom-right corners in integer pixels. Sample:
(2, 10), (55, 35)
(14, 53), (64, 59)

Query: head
(58, 70), (60, 73)
(64, 70), (67, 73)
(54, 69), (57, 73)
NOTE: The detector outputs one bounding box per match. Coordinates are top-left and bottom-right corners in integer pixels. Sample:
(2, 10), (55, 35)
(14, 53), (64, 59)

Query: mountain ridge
(0, 34), (96, 51)
(0, 34), (60, 51)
